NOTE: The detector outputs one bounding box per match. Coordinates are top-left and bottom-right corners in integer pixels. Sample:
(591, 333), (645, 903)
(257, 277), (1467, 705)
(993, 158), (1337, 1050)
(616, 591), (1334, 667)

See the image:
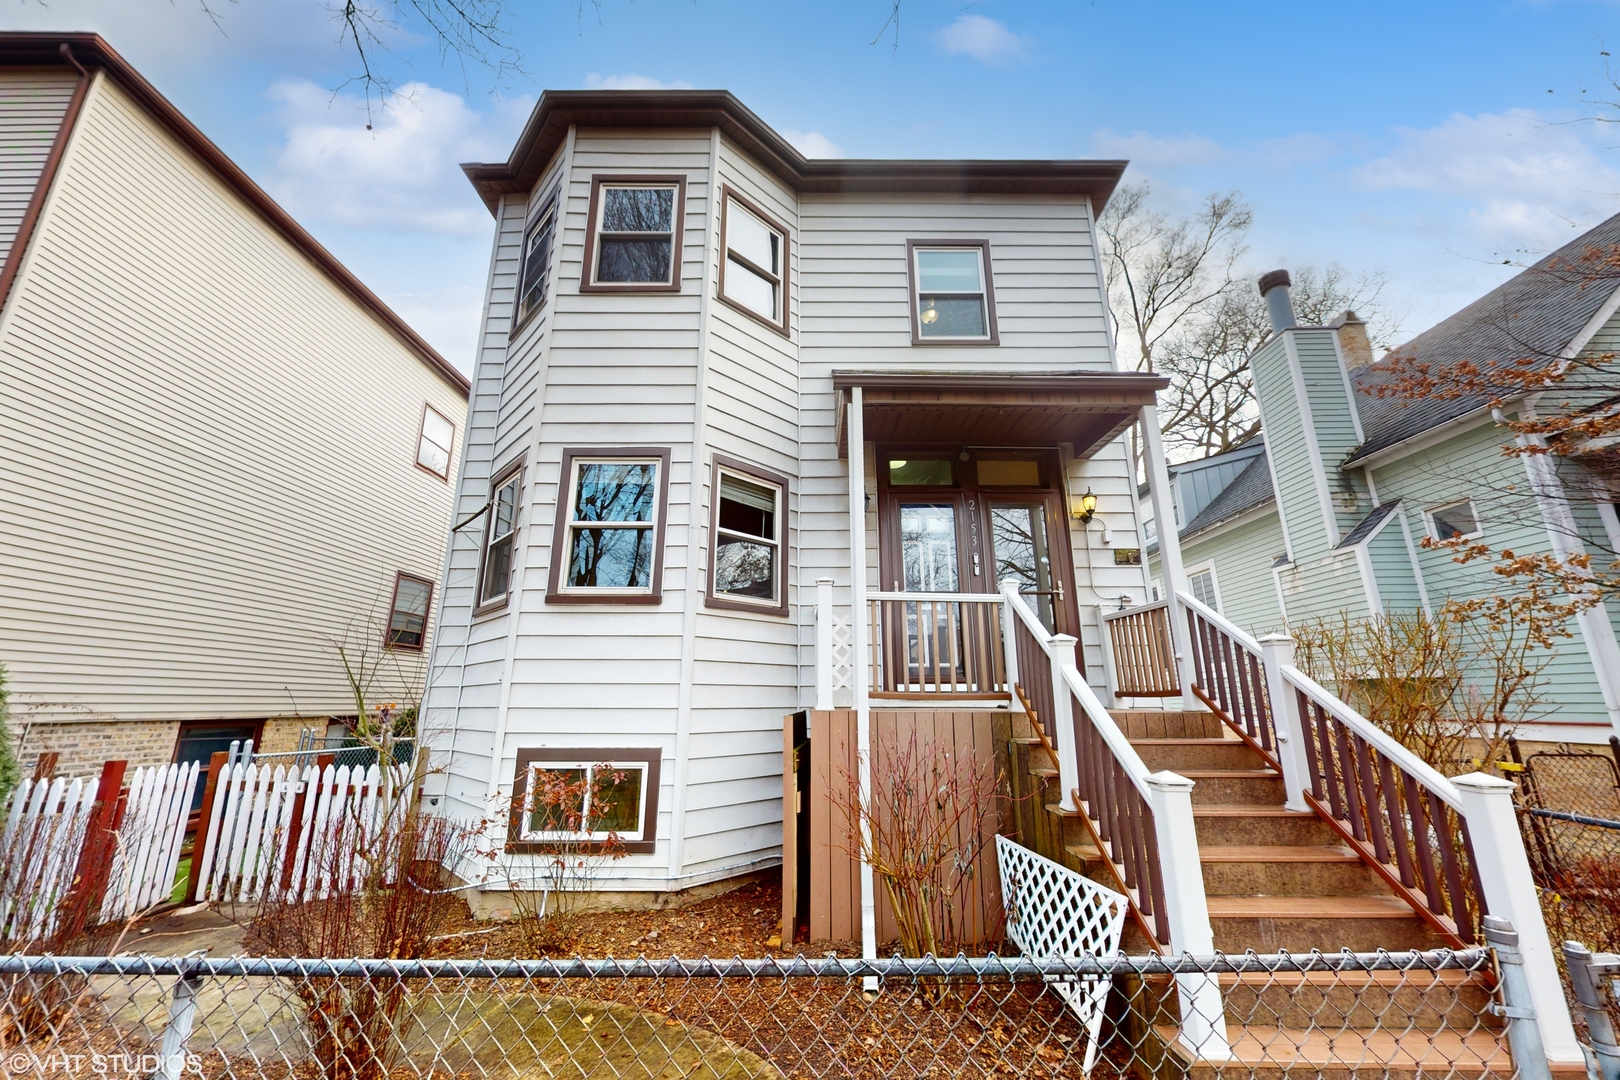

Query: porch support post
(1140, 403), (1199, 710)
(846, 387), (878, 982)
(815, 578), (835, 711)
(1257, 634), (1311, 812)
(1453, 772), (1582, 1062)
(1048, 635), (1082, 813)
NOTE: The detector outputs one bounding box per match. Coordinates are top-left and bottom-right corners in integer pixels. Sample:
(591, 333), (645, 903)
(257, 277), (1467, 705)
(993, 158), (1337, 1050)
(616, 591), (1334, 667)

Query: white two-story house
(424, 90), (1173, 901)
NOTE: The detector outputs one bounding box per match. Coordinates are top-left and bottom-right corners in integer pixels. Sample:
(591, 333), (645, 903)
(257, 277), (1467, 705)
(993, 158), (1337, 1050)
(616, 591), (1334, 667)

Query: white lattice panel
(996, 834), (1128, 1075)
(831, 612), (853, 693)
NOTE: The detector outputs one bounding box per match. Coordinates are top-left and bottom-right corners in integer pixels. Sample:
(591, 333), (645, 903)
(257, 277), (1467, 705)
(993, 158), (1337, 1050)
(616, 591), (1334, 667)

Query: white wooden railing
(1000, 580), (1228, 1058)
(1166, 589), (1580, 1061)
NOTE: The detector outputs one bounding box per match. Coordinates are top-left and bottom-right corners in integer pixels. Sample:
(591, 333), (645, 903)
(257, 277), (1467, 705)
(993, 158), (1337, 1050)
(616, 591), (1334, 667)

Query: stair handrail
(1001, 582), (1151, 797)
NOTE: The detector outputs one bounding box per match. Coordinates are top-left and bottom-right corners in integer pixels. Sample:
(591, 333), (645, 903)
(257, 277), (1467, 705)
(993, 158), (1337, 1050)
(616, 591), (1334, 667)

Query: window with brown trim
(706, 455), (788, 615)
(582, 176), (686, 291)
(416, 405), (455, 479)
(385, 573), (435, 650)
(508, 747), (660, 855)
(718, 188), (789, 335)
(546, 447), (672, 604)
(906, 239), (998, 344)
(514, 193), (558, 328)
(478, 463), (523, 611)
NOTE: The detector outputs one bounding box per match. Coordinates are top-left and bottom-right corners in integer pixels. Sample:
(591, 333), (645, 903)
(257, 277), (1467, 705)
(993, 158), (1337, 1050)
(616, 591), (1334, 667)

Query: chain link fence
(0, 947), (1548, 1079)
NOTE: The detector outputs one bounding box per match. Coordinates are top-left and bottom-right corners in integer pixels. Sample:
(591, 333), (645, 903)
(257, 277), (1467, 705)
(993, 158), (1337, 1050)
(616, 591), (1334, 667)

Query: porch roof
(832, 370), (1167, 458)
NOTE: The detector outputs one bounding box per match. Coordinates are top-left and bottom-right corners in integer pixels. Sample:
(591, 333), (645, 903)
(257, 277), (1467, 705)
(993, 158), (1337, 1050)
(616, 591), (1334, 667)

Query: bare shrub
(832, 728), (1007, 961)
(500, 764), (629, 954)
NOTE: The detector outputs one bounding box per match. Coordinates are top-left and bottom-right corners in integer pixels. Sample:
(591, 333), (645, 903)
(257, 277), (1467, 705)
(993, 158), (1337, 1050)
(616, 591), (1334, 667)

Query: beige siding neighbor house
(0, 34), (470, 776)
(426, 90), (1170, 900)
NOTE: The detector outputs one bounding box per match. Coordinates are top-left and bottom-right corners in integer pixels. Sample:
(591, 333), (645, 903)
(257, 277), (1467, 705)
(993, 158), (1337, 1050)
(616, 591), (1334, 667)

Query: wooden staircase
(1005, 708), (1576, 1078)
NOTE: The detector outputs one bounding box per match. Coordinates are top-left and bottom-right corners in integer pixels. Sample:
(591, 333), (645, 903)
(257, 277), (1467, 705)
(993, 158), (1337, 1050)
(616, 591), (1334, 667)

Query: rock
(764, 935), (781, 949)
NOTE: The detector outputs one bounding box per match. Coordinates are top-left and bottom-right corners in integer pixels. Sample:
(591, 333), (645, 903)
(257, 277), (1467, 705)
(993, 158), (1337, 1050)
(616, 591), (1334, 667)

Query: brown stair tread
(1176, 768), (1282, 779)
(1154, 1024), (1519, 1070)
(1129, 737), (1250, 745)
(1208, 896), (1417, 919)
(1064, 843), (1102, 861)
(1044, 803), (1081, 818)
(1027, 765), (1059, 778)
(1194, 804), (1316, 817)
(1213, 968), (1487, 988)
(1199, 845), (1359, 863)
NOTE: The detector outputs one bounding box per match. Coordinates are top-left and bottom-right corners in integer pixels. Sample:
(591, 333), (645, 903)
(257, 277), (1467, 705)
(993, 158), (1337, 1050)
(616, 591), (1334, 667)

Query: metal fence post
(1048, 635), (1081, 812)
(1563, 940), (1620, 1080)
(1455, 773), (1583, 1062)
(1256, 635), (1310, 812)
(154, 956), (205, 1080)
(1483, 917), (1554, 1080)
(815, 578), (835, 711)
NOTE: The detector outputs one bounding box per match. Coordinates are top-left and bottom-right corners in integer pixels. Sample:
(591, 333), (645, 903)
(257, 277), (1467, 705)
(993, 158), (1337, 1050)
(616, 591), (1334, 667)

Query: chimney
(1331, 309), (1375, 370)
(1258, 269), (1297, 334)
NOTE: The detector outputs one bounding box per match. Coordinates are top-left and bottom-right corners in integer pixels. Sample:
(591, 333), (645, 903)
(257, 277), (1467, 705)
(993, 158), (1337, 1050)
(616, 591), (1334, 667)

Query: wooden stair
(1004, 709), (1559, 1077)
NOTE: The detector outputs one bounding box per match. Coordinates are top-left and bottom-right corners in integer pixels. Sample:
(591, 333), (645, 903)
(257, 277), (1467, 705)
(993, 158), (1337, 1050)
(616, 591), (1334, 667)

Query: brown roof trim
(0, 32), (469, 397)
(831, 369), (1169, 395)
(462, 90), (1128, 216)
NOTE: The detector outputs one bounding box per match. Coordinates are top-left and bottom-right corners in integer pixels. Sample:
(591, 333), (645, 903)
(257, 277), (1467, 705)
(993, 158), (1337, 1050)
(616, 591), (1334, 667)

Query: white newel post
(846, 387), (878, 984)
(1144, 771), (1229, 1060)
(999, 582), (1020, 696)
(1452, 773), (1582, 1062)
(1139, 404), (1200, 710)
(815, 577), (835, 712)
(1257, 636), (1310, 812)
(1048, 635), (1081, 813)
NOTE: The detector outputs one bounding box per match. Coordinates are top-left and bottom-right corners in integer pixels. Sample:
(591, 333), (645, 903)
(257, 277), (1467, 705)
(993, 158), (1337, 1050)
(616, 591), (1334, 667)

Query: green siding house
(1148, 217), (1620, 746)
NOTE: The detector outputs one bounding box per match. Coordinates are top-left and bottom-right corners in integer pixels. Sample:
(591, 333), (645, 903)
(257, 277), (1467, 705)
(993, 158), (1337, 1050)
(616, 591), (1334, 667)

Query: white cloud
(583, 73), (694, 90)
(1354, 108), (1620, 250)
(1090, 129), (1226, 168)
(780, 128), (845, 158)
(265, 79), (525, 235)
(384, 285), (485, 374)
(935, 14), (1030, 66)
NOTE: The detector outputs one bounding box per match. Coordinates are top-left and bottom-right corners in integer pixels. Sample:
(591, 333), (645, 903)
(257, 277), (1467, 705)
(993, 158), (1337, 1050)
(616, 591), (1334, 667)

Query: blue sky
(10, 0), (1620, 371)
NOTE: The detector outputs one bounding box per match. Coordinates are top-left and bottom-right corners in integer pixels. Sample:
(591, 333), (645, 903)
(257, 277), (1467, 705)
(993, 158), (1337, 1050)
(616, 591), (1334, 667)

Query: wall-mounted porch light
(1072, 488), (1098, 522)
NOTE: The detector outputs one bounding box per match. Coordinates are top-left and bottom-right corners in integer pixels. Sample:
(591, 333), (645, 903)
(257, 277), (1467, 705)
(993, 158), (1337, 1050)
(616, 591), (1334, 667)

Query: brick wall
(258, 716), (322, 754)
(17, 719), (179, 779)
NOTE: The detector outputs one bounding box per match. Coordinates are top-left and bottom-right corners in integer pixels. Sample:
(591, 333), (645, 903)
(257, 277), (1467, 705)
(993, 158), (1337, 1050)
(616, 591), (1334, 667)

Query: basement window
(509, 747), (661, 853)
(1427, 500), (1482, 541)
(584, 177), (685, 290)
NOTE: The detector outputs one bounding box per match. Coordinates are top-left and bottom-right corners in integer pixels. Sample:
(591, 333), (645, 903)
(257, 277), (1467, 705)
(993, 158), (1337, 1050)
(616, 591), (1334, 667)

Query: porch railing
(999, 581), (1228, 1056)
(1132, 589), (1579, 1059)
(866, 591), (1007, 698)
(1100, 600), (1181, 697)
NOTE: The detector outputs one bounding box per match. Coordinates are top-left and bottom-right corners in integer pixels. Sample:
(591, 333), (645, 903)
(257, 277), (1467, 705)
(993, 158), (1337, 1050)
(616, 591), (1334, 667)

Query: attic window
(908, 240), (998, 344)
(583, 177), (685, 291)
(1427, 499), (1482, 541)
(719, 189), (790, 335)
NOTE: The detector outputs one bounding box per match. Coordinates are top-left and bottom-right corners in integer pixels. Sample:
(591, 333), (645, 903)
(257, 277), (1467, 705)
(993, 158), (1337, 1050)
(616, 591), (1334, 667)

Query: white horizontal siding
(0, 68), (77, 268)
(0, 73), (463, 729)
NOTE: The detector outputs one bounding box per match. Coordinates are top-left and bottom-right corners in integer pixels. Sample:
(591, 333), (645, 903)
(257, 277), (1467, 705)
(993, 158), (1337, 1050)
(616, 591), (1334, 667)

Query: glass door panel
(897, 502), (962, 685)
(990, 502), (1058, 632)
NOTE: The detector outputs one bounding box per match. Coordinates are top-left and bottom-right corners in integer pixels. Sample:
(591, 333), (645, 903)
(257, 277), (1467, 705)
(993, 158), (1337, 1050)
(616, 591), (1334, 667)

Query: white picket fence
(194, 761), (413, 904)
(0, 775), (100, 943)
(99, 762), (200, 921)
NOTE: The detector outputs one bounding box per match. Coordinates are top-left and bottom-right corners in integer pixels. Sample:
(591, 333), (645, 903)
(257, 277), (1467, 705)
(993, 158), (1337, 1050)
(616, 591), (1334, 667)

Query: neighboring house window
(508, 747), (661, 854)
(707, 456), (788, 615)
(385, 573), (435, 650)
(1187, 566), (1220, 611)
(907, 239), (998, 344)
(718, 188), (789, 335)
(547, 448), (672, 603)
(478, 464), (523, 610)
(416, 406), (455, 480)
(582, 176), (686, 291)
(1427, 499), (1482, 541)
(514, 197), (557, 327)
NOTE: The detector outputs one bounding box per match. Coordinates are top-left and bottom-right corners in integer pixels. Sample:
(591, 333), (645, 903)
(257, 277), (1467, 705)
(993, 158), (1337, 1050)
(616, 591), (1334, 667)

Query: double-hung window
(707, 457), (787, 614)
(1428, 499), (1482, 541)
(385, 573), (434, 649)
(510, 747), (661, 853)
(907, 240), (998, 344)
(416, 406), (454, 480)
(478, 465), (522, 610)
(718, 188), (789, 334)
(514, 196), (557, 327)
(1187, 566), (1220, 612)
(583, 176), (685, 290)
(547, 448), (671, 602)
